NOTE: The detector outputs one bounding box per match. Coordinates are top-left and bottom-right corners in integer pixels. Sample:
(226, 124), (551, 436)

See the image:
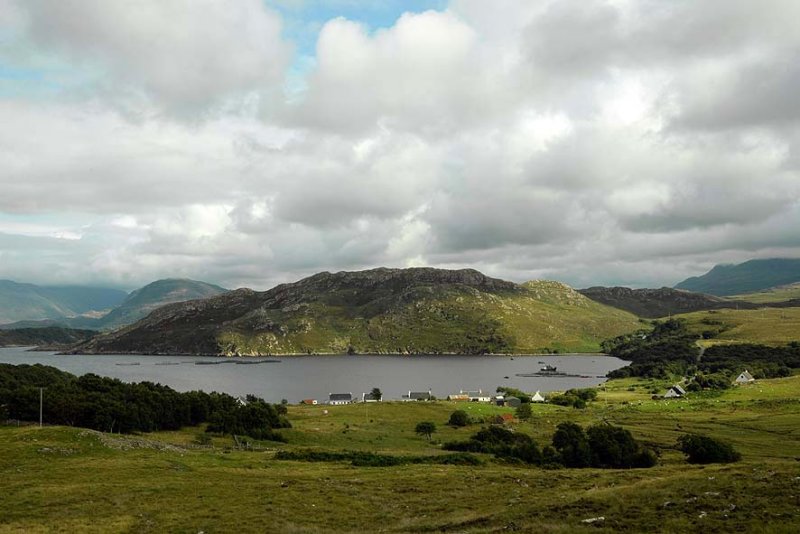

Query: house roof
(531, 391), (545, 402)
(409, 391), (432, 399)
(672, 384), (686, 395)
(300, 398), (316, 404)
(329, 393), (352, 401)
(363, 392), (380, 400)
(465, 391), (488, 397)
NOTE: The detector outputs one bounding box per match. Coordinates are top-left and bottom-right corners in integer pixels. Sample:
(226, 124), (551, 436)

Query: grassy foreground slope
(77, 269), (640, 355)
(2, 376), (800, 533)
(675, 307), (800, 347)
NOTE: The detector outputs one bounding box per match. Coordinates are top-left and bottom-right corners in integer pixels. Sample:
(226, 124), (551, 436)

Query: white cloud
(15, 0), (291, 114)
(0, 0), (799, 290)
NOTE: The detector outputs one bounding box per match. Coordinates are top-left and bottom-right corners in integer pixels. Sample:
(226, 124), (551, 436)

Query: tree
(370, 387), (382, 401)
(448, 410), (469, 427)
(552, 422), (591, 467)
(415, 421), (436, 441)
(678, 434), (741, 464)
(515, 403), (532, 421)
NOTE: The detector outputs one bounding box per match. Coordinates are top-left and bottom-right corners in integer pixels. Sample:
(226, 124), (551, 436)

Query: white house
(328, 392), (353, 405)
(735, 370), (755, 384)
(361, 392), (381, 402)
(462, 389), (492, 402)
(402, 390), (433, 401)
(531, 391), (546, 403)
(664, 385), (686, 398)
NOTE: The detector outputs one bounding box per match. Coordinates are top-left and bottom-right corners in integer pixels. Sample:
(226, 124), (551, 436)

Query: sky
(0, 0), (799, 291)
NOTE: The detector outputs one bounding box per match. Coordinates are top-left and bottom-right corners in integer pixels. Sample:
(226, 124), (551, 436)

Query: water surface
(0, 347), (628, 403)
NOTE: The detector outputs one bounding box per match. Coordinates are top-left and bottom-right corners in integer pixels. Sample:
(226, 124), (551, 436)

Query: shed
(735, 370), (755, 384)
(300, 399), (318, 405)
(504, 396), (522, 408)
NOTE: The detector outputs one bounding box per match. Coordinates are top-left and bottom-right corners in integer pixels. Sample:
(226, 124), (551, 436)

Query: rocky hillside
(72, 268), (641, 356)
(675, 258), (800, 296)
(578, 286), (764, 318)
(95, 279), (228, 330)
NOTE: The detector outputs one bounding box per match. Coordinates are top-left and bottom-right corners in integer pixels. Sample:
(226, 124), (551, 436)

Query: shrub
(552, 422), (591, 468)
(448, 410), (470, 427)
(678, 434), (741, 464)
(515, 403), (532, 421)
(586, 424), (656, 469)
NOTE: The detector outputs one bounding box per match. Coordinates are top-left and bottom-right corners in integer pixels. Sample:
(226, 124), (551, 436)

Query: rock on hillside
(72, 268), (640, 356)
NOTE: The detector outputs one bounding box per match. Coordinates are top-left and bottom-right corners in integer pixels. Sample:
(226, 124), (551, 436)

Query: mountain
(675, 258), (800, 296)
(94, 279), (228, 330)
(0, 327), (96, 348)
(71, 268), (641, 356)
(0, 281), (127, 325)
(578, 287), (762, 318)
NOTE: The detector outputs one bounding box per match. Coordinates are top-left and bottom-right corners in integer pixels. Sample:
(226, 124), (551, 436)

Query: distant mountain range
(72, 268), (641, 356)
(0, 281), (126, 325)
(0, 279), (227, 330)
(675, 258), (800, 296)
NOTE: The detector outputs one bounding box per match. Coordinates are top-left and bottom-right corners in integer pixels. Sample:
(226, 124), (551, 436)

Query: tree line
(604, 319), (800, 384)
(0, 363), (290, 439)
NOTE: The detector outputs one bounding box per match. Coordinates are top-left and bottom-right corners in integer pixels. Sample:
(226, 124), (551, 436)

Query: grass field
(675, 307), (800, 347)
(731, 283), (800, 303)
(2, 375), (800, 533)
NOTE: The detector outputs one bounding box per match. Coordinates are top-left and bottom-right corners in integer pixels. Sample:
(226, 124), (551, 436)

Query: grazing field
(675, 307), (800, 347)
(731, 283), (800, 303)
(2, 375), (800, 533)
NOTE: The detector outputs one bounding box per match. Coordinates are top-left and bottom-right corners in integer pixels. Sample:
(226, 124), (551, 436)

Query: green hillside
(2, 374), (800, 532)
(75, 269), (641, 355)
(0, 327), (96, 347)
(730, 282), (800, 303)
(675, 258), (800, 296)
(676, 307), (800, 347)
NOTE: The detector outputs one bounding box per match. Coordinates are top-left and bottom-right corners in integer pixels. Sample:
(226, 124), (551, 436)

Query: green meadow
(2, 375), (800, 533)
(675, 307), (800, 347)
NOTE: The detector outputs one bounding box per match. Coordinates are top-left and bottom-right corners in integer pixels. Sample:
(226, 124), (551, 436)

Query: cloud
(0, 0), (799, 291)
(13, 0), (291, 114)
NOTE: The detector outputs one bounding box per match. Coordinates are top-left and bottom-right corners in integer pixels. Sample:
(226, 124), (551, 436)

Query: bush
(552, 422), (591, 468)
(515, 403), (532, 421)
(448, 410), (470, 427)
(586, 424), (656, 469)
(678, 434), (741, 464)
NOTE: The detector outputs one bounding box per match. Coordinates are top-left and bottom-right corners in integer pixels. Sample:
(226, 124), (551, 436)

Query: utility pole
(39, 387), (43, 428)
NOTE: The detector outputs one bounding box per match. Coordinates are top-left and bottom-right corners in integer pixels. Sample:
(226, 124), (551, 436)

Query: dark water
(0, 347), (628, 403)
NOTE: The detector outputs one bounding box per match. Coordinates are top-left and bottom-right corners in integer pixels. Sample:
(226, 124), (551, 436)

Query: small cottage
(362, 392), (381, 402)
(664, 385), (686, 398)
(735, 370), (755, 384)
(300, 399), (318, 405)
(328, 392), (353, 405)
(531, 391), (545, 403)
(462, 389), (492, 402)
(402, 390), (433, 401)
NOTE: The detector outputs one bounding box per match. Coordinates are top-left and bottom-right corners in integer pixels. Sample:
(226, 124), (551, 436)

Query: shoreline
(56, 350), (609, 358)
